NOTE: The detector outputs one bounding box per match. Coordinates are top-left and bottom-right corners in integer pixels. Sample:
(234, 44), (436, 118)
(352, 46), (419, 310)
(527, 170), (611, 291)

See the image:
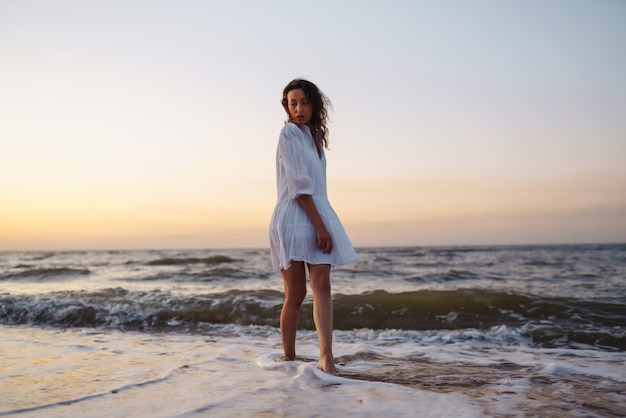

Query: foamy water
(1, 245), (625, 416)
(3, 324), (624, 417)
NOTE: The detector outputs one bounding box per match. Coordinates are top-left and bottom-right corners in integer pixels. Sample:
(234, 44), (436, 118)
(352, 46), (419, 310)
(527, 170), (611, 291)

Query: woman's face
(286, 88), (312, 125)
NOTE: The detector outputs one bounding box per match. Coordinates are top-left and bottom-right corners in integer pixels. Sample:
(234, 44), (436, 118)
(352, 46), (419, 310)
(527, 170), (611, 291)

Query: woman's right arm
(297, 194), (333, 254)
(281, 124), (332, 253)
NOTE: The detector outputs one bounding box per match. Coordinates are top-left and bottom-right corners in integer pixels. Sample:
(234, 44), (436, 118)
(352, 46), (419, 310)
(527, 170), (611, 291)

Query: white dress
(269, 123), (358, 271)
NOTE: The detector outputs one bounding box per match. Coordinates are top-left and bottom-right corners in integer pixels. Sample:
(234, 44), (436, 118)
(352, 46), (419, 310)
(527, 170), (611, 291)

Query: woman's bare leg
(280, 261), (307, 360)
(308, 264), (335, 374)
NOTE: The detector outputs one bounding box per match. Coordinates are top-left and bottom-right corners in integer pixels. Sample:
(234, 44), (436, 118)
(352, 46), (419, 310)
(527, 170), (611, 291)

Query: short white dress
(269, 123), (358, 271)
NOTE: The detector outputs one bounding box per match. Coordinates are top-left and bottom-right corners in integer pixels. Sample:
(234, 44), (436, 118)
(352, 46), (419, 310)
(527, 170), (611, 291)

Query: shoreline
(2, 325), (625, 417)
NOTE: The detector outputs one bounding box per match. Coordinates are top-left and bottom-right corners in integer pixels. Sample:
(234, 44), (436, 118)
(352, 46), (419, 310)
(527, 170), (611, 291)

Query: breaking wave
(1, 288), (623, 350)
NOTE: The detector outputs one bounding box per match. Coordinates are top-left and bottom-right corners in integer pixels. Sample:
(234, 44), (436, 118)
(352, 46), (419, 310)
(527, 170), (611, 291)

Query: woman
(269, 79), (357, 374)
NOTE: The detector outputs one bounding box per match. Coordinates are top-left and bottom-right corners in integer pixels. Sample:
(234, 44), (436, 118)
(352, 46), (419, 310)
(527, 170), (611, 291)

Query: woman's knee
(309, 266), (331, 294)
(282, 261), (307, 303)
(285, 286), (307, 305)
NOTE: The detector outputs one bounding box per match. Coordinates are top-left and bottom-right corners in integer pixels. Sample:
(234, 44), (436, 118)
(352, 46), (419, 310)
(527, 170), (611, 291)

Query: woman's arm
(297, 194), (333, 254)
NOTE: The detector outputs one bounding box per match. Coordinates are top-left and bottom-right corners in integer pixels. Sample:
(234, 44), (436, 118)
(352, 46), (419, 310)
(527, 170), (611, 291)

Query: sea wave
(0, 267), (91, 282)
(145, 255), (237, 266)
(119, 267), (267, 283)
(1, 288), (623, 350)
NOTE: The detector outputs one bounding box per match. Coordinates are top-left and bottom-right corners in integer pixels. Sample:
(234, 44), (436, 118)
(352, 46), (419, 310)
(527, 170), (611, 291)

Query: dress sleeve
(279, 123), (313, 199)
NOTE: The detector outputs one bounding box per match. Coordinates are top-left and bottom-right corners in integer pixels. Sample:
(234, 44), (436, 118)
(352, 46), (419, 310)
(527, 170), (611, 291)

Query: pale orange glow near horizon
(1, 1), (625, 251)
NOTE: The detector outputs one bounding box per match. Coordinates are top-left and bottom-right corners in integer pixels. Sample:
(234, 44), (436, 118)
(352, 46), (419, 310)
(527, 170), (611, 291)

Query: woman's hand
(297, 194), (333, 254)
(315, 225), (333, 254)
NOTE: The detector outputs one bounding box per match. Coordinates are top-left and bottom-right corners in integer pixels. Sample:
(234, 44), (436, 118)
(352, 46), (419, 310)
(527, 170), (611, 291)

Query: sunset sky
(1, 0), (625, 251)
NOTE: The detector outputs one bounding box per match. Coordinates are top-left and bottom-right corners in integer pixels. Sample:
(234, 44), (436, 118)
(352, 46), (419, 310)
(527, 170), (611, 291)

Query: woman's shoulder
(280, 122), (307, 141)
(281, 122), (302, 135)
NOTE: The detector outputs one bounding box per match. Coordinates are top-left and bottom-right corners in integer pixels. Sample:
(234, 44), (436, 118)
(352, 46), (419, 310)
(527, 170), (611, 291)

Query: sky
(1, 0), (625, 251)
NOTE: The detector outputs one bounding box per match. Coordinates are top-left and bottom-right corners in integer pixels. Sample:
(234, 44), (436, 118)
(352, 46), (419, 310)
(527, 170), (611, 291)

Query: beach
(1, 245), (625, 416)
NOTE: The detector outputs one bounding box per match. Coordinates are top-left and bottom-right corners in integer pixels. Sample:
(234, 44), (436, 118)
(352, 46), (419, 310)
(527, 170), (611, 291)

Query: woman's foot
(317, 356), (336, 375)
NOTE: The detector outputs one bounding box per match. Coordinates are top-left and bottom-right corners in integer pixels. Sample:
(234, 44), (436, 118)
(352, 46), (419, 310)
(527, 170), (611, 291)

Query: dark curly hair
(281, 79), (332, 150)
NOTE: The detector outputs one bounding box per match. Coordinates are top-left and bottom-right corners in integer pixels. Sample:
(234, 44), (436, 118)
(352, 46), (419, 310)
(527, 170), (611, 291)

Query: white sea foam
(3, 324), (626, 417)
(257, 352), (483, 418)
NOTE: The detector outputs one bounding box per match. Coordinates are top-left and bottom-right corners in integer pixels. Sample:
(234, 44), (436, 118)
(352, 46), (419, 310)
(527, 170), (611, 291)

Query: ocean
(1, 244), (625, 417)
